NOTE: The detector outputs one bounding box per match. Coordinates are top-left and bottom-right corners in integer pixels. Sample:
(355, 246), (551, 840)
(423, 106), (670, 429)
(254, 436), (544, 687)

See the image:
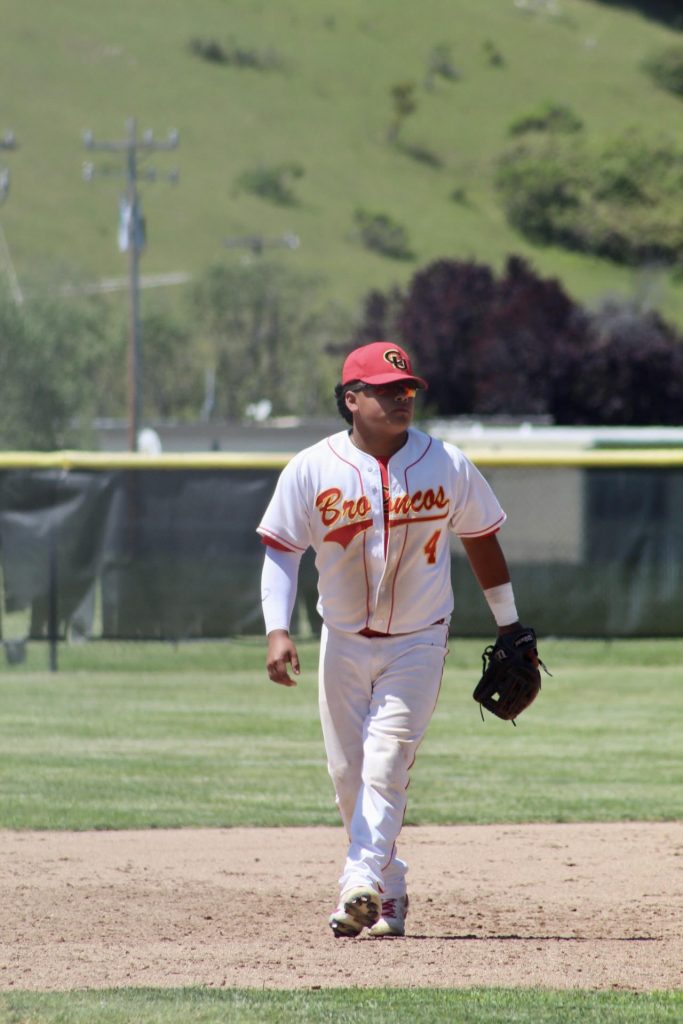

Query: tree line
(1, 253), (682, 449)
(0, 263), (348, 449)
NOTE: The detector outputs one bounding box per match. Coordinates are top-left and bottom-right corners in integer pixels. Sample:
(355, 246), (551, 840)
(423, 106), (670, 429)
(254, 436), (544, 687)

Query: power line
(82, 118), (179, 452)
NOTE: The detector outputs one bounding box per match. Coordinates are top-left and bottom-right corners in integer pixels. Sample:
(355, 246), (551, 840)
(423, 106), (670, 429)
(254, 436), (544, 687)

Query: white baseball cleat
(328, 885), (382, 938)
(368, 894), (409, 936)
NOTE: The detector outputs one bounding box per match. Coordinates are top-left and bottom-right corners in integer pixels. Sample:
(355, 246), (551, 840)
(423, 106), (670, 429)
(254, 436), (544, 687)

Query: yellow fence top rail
(2, 448), (683, 470)
(0, 451), (290, 470)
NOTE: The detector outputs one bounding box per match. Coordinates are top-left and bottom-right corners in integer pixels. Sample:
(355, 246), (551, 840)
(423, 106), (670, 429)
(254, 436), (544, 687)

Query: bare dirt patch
(1, 822), (681, 992)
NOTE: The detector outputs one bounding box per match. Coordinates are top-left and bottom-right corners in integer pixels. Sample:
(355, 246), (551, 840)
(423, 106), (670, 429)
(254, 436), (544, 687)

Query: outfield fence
(0, 449), (682, 659)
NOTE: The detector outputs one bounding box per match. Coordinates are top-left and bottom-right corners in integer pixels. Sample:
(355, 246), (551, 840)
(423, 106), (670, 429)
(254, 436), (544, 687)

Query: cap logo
(383, 348), (408, 372)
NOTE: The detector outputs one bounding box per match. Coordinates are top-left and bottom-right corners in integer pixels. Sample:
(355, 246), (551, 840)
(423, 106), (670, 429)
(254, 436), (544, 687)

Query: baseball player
(258, 341), (524, 937)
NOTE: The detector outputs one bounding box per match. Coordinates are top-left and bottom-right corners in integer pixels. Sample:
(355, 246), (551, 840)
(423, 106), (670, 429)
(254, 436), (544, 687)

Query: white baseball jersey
(257, 427), (505, 634)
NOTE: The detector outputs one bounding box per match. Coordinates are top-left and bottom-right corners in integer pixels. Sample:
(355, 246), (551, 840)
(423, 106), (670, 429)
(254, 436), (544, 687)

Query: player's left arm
(460, 532), (520, 636)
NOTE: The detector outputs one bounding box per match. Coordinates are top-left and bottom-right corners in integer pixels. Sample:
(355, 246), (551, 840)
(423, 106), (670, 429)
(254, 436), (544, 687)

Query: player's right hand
(266, 629), (301, 687)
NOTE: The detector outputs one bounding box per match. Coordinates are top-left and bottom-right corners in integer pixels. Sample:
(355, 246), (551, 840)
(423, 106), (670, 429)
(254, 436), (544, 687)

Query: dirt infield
(1, 822), (681, 992)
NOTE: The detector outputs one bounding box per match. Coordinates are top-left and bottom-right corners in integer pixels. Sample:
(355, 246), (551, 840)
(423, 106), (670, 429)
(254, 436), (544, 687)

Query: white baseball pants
(318, 622), (449, 899)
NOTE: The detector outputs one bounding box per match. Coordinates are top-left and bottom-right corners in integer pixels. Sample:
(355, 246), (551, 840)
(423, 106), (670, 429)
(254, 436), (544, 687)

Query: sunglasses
(347, 382), (418, 399)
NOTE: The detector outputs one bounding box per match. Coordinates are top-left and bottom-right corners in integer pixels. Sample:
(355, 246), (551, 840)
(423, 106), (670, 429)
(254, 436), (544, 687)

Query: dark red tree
(562, 304), (683, 425)
(397, 259), (497, 415)
(354, 255), (683, 425)
(472, 256), (586, 418)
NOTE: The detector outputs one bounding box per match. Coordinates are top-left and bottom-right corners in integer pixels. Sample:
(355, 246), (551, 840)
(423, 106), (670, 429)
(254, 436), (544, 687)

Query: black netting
(1, 464), (681, 640)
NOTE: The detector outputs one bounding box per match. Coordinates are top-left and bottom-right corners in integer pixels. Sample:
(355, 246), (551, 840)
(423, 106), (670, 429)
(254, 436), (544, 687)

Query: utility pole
(0, 131), (15, 201)
(83, 119), (179, 451)
(0, 131), (23, 305)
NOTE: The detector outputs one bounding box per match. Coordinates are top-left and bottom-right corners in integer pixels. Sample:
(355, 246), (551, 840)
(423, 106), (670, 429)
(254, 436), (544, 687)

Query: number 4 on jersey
(423, 529), (441, 564)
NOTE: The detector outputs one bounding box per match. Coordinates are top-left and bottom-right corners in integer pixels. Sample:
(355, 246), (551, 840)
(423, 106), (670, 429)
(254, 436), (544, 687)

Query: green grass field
(0, 636), (681, 1021)
(0, 987), (681, 1024)
(3, 0), (683, 323)
(1, 637), (681, 830)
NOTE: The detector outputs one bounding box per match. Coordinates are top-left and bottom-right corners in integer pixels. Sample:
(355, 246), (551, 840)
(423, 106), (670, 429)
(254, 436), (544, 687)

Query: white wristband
(483, 582), (519, 627)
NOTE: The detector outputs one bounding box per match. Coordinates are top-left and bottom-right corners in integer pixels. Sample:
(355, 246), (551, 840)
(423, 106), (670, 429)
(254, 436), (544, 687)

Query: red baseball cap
(341, 342), (428, 389)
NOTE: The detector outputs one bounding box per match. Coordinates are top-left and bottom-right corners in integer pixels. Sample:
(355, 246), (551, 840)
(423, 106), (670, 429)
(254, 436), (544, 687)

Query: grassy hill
(2, 0), (683, 323)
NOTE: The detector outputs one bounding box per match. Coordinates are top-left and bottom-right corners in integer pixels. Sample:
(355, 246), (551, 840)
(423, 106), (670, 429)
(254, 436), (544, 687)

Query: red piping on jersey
(260, 535), (296, 553)
(258, 527), (306, 553)
(384, 436), (433, 633)
(326, 436), (372, 627)
(380, 621), (449, 871)
(458, 512), (505, 538)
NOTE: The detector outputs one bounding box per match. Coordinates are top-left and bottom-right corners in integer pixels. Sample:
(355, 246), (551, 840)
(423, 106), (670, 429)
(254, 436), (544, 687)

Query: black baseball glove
(473, 625), (549, 723)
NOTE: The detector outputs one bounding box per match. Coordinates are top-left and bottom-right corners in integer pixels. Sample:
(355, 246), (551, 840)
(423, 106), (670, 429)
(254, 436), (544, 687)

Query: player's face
(345, 381), (417, 437)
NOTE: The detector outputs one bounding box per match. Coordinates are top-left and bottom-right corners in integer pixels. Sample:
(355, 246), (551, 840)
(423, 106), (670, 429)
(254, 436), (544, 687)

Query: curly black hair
(334, 381), (360, 425)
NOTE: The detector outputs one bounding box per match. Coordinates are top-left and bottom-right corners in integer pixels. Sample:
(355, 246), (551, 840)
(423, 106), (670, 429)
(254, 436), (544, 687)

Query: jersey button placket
(365, 466), (385, 619)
